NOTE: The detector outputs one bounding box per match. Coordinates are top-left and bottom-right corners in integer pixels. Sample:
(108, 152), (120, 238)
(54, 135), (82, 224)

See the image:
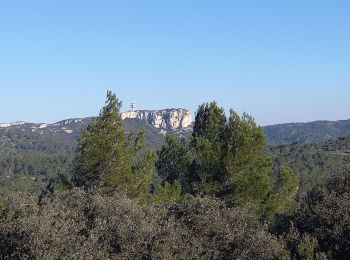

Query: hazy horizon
(1, 1), (349, 125)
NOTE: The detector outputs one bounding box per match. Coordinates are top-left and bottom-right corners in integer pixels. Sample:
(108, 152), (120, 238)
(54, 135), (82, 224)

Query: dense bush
(268, 172), (350, 259)
(0, 189), (288, 259)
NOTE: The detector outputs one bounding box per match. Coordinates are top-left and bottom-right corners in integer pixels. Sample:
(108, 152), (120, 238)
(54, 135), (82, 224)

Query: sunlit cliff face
(121, 109), (192, 130)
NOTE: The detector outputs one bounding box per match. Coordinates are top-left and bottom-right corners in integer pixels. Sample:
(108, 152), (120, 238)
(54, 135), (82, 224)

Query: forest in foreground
(1, 91), (350, 259)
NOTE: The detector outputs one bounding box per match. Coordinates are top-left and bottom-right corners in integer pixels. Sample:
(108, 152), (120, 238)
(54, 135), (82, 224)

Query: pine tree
(190, 102), (227, 195)
(223, 110), (273, 207)
(156, 134), (192, 191)
(127, 150), (157, 204)
(155, 101), (297, 214)
(153, 180), (183, 204)
(192, 101), (226, 142)
(159, 102), (276, 211)
(73, 91), (149, 196)
(265, 166), (299, 218)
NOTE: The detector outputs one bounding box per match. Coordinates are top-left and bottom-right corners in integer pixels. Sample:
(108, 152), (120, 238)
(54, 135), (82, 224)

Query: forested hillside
(269, 136), (350, 192)
(2, 91), (350, 259)
(0, 128), (76, 195)
(1, 119), (349, 195)
(0, 118), (166, 195)
(265, 119), (350, 144)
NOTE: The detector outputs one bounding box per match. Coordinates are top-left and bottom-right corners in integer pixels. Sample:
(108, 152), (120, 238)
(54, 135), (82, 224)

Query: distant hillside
(3, 116), (350, 146)
(0, 117), (190, 195)
(268, 136), (350, 192)
(264, 119), (350, 145)
(1, 114), (350, 195)
(0, 117), (182, 150)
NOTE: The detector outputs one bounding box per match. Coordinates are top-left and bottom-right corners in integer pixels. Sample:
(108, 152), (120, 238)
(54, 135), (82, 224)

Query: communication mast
(131, 102), (136, 112)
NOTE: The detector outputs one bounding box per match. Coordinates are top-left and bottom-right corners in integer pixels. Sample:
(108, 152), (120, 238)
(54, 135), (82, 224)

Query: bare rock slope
(121, 108), (192, 130)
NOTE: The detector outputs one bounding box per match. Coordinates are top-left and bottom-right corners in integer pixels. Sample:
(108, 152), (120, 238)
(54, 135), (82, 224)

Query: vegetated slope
(264, 119), (350, 145)
(1, 116), (350, 195)
(123, 118), (167, 149)
(0, 128), (77, 195)
(0, 118), (170, 195)
(268, 136), (350, 192)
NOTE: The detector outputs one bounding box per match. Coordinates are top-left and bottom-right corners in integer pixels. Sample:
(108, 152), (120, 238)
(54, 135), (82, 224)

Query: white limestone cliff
(121, 109), (192, 130)
(0, 121), (26, 128)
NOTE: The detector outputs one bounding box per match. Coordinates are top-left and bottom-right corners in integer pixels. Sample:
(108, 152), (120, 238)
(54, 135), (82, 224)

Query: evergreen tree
(224, 110), (273, 207)
(73, 91), (150, 198)
(127, 150), (157, 204)
(73, 91), (129, 189)
(153, 180), (183, 204)
(190, 104), (274, 208)
(153, 101), (301, 215)
(156, 134), (192, 192)
(192, 101), (226, 142)
(265, 166), (299, 217)
(190, 102), (227, 195)
(157, 102), (282, 213)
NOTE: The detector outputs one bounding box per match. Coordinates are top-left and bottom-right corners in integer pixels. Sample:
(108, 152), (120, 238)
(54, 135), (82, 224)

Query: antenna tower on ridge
(131, 102), (136, 112)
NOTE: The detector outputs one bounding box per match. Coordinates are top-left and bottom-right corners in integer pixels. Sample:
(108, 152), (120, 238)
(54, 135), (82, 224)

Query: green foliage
(191, 104), (274, 210)
(190, 136), (226, 195)
(0, 117), (166, 197)
(156, 102), (282, 214)
(282, 226), (319, 260)
(38, 172), (73, 205)
(153, 181), (183, 204)
(127, 150), (157, 204)
(2, 92), (350, 259)
(73, 91), (133, 189)
(0, 128), (77, 196)
(264, 119), (350, 145)
(266, 166), (299, 218)
(270, 172), (350, 258)
(0, 189), (288, 259)
(0, 198), (3, 211)
(190, 102), (227, 195)
(274, 167), (300, 198)
(269, 136), (350, 192)
(224, 110), (273, 207)
(192, 101), (227, 142)
(72, 91), (155, 204)
(156, 134), (192, 188)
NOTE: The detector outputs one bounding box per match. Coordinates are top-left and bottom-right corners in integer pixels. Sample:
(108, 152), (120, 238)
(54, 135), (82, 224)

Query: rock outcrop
(0, 121), (26, 128)
(0, 109), (193, 135)
(121, 109), (192, 130)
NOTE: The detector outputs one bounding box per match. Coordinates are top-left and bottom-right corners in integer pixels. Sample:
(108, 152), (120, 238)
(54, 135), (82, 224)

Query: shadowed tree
(190, 102), (227, 195)
(156, 134), (192, 190)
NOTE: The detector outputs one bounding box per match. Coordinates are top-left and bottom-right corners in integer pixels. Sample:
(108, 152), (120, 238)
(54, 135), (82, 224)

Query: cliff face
(121, 109), (192, 130)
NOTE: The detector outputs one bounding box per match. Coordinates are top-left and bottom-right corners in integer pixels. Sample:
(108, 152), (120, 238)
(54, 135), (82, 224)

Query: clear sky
(0, 0), (349, 126)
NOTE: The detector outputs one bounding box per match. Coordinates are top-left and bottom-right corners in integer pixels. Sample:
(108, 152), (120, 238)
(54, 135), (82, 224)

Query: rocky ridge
(121, 108), (192, 130)
(0, 109), (193, 138)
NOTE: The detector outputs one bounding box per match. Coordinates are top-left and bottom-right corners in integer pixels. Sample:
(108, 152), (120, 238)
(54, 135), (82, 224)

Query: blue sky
(0, 0), (349, 125)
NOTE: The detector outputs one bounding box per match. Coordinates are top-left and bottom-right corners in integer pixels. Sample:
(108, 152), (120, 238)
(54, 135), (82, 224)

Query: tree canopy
(73, 91), (155, 202)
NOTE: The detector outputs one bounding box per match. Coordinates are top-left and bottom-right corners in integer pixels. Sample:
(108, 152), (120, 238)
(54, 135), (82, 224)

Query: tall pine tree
(73, 91), (153, 200)
(190, 102), (227, 195)
(223, 110), (273, 207)
(155, 101), (296, 214)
